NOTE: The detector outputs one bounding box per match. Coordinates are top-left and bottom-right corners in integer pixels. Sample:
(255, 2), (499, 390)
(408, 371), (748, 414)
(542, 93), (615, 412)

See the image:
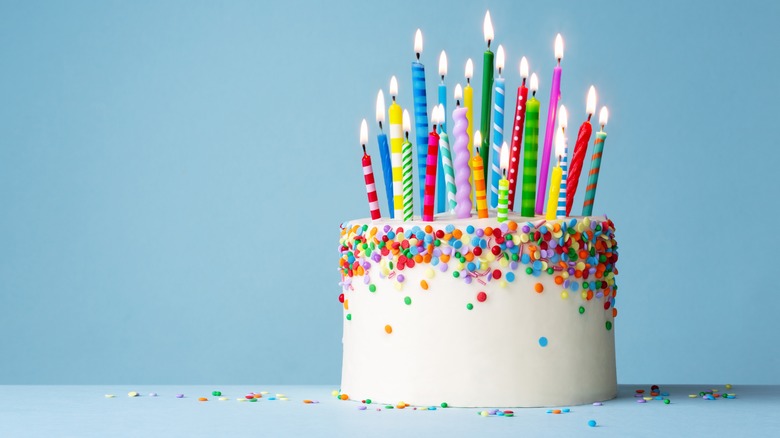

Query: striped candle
(489, 45), (505, 209)
(556, 106), (569, 218)
(412, 29), (429, 215)
(388, 77), (405, 219)
(473, 131), (488, 219)
(360, 120), (381, 220)
(423, 107), (440, 222)
(507, 57), (529, 211)
(520, 74), (540, 217)
(376, 90), (394, 218)
(452, 105), (472, 219)
(402, 110), (415, 221)
(566, 86), (596, 216)
(497, 142), (509, 223)
(436, 51), (448, 213)
(479, 12), (495, 182)
(582, 107), (609, 216)
(536, 34), (564, 215)
(438, 105), (456, 211)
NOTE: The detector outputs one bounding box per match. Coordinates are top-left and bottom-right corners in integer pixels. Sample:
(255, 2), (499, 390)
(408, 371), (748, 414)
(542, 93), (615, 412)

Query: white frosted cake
(338, 212), (619, 407)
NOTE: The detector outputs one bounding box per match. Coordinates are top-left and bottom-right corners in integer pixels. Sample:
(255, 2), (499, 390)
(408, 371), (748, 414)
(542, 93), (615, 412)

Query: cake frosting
(338, 212), (619, 407)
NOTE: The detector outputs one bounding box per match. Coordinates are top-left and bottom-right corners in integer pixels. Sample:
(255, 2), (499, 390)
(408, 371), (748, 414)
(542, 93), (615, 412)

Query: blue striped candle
(490, 75), (505, 209)
(556, 138), (568, 218)
(412, 51), (429, 216)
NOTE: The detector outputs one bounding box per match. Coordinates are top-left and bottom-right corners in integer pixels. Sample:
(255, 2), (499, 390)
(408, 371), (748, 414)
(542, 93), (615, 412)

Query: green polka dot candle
(497, 142), (509, 223)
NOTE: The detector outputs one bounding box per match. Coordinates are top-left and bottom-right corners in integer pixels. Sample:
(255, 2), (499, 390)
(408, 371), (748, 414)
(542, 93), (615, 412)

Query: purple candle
(452, 84), (472, 219)
(536, 34), (564, 215)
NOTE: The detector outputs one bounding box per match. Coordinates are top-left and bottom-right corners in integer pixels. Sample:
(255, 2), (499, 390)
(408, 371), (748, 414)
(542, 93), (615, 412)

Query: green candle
(479, 11), (495, 181)
(521, 73), (541, 217)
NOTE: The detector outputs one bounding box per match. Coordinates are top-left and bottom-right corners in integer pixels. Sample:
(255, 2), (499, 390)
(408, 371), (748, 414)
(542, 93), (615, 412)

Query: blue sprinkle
(539, 225), (548, 234)
(466, 225), (475, 234)
(445, 224), (455, 233)
(521, 254), (530, 264)
(467, 262), (477, 272)
(506, 272), (515, 282)
(539, 337), (548, 347)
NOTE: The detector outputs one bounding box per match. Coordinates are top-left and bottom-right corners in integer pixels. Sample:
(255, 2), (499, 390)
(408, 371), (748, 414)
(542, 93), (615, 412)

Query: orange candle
(472, 130), (488, 218)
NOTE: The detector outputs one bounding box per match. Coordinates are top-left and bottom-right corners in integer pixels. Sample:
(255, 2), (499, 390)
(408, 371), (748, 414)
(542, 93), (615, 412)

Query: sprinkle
(420, 280), (429, 290)
(149, 392), (157, 397)
(466, 303), (473, 310)
(339, 394), (349, 400)
(440, 402), (448, 408)
(104, 394), (115, 398)
(477, 291), (487, 302)
(534, 283), (544, 293)
(384, 325), (393, 334)
(588, 420), (597, 427)
(539, 337), (548, 347)
(198, 397), (208, 402)
(592, 402), (602, 406)
(404, 296), (412, 305)
(219, 397), (229, 401)
(128, 392), (138, 397)
(176, 394), (184, 398)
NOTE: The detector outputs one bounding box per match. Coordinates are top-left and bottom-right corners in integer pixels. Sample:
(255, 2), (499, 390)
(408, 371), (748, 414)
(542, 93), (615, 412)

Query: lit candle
(360, 119), (381, 220)
(465, 59), (475, 201)
(489, 44), (505, 209)
(582, 107), (609, 216)
(536, 34), (564, 215)
(375, 90), (394, 218)
(472, 130), (488, 219)
(388, 76), (405, 219)
(520, 73), (540, 217)
(566, 86), (596, 216)
(402, 110), (414, 221)
(507, 56), (529, 211)
(497, 142), (510, 223)
(453, 85), (472, 219)
(436, 50), (448, 214)
(545, 126), (564, 220)
(438, 104), (456, 212)
(412, 29), (429, 215)
(479, 11), (495, 182)
(555, 105), (569, 218)
(423, 105), (441, 221)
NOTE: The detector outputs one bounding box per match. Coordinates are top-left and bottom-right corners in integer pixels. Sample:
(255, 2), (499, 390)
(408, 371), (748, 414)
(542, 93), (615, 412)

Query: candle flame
(554, 125), (565, 159)
(376, 90), (385, 124)
(599, 106), (609, 128)
(496, 45), (505, 72)
(454, 83), (463, 101)
(586, 86), (597, 117)
(500, 141), (509, 172)
(414, 29), (423, 56)
(390, 76), (398, 97)
(465, 59), (474, 79)
(473, 130), (482, 153)
(483, 11), (494, 45)
(439, 50), (448, 77)
(558, 105), (568, 130)
(530, 73), (539, 92)
(402, 109), (411, 134)
(554, 34), (564, 61)
(360, 119), (368, 146)
(435, 104), (445, 125)
(519, 56), (529, 79)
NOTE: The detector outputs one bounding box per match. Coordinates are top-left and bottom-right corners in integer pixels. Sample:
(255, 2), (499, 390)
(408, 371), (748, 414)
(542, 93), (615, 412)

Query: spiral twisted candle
(439, 131), (456, 211)
(452, 107), (472, 219)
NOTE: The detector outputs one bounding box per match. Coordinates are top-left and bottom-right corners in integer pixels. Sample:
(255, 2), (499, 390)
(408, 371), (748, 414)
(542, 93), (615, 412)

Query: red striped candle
(423, 106), (441, 221)
(360, 119), (381, 220)
(507, 56), (529, 211)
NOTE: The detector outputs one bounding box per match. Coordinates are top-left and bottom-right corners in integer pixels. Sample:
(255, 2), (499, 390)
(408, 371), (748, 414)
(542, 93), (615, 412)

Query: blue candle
(436, 50), (448, 213)
(489, 45), (505, 209)
(376, 90), (394, 218)
(412, 29), (430, 215)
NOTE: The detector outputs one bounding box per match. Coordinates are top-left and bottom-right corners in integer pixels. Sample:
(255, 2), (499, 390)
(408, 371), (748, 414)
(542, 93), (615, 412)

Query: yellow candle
(545, 126), (565, 220)
(388, 76), (405, 219)
(465, 59), (474, 202)
(473, 131), (488, 218)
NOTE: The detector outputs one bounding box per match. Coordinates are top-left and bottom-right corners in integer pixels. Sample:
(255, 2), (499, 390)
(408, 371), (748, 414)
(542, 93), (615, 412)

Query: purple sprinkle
(593, 402), (602, 406)
(568, 267), (575, 275)
(510, 261), (518, 270)
(563, 280), (570, 288)
(637, 399), (646, 403)
(589, 267), (596, 274)
(433, 248), (442, 257)
(464, 275), (472, 284)
(442, 247), (453, 255)
(590, 221), (597, 230)
(522, 225), (530, 233)
(596, 292), (604, 298)
(476, 229), (484, 237)
(358, 405), (367, 410)
(383, 225), (391, 232)
(362, 261), (371, 269)
(439, 263), (448, 272)
(397, 274), (405, 283)
(499, 223), (508, 233)
(363, 276), (370, 284)
(176, 394), (184, 398)
(506, 240), (514, 249)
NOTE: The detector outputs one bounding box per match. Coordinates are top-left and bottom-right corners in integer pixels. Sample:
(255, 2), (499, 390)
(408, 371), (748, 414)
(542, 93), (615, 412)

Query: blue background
(1, 0), (777, 385)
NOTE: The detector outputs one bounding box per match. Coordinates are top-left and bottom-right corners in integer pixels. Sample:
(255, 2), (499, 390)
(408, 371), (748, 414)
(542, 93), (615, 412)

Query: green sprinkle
(212, 391), (221, 396)
(511, 253), (519, 261)
(388, 261), (394, 270)
(434, 239), (441, 247)
(664, 399), (670, 404)
(579, 306), (585, 314)
(606, 321), (612, 331)
(369, 284), (376, 293)
(546, 267), (554, 274)
(466, 303), (473, 310)
(453, 271), (460, 278)
(525, 267), (533, 275)
(440, 402), (448, 408)
(404, 296), (412, 305)
(385, 405), (394, 409)
(454, 251), (461, 259)
(365, 399), (372, 404)
(346, 314), (352, 320)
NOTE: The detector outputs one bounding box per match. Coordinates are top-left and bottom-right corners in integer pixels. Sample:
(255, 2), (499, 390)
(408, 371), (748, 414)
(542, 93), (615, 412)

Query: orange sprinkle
(440, 254), (450, 263)
(420, 280), (429, 290)
(612, 308), (618, 318)
(484, 227), (493, 236)
(424, 225), (433, 233)
(587, 291), (594, 300)
(574, 270), (583, 278)
(636, 389), (645, 394)
(554, 276), (564, 285)
(579, 250), (589, 260)
(423, 254), (432, 263)
(552, 223), (561, 232)
(303, 399), (312, 404)
(552, 409), (561, 414)
(198, 397), (208, 402)
(534, 283), (544, 293)
(343, 300), (349, 310)
(339, 394), (349, 400)
(452, 229), (462, 239)
(443, 233), (452, 240)
(464, 252), (475, 262)
(414, 254), (423, 263)
(507, 220), (517, 231)
(385, 325), (393, 334)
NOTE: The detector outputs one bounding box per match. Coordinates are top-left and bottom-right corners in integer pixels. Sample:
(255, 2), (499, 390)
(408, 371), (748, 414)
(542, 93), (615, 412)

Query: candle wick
(416, 52), (421, 61)
(378, 121), (383, 131)
(362, 144), (367, 155)
(456, 99), (460, 106)
(601, 124), (605, 131)
(587, 114), (592, 122)
(467, 78), (470, 85)
(503, 168), (506, 178)
(557, 58), (561, 65)
(532, 90), (536, 97)
(392, 96), (396, 102)
(522, 78), (526, 86)
(498, 67), (502, 76)
(441, 75), (445, 82)
(487, 39), (491, 49)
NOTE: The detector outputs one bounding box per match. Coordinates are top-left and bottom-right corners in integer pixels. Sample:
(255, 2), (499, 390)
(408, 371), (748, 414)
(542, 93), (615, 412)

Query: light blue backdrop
(1, 0), (778, 385)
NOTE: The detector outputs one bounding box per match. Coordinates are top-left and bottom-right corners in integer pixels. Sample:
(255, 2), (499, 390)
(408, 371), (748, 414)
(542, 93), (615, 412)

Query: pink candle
(423, 106), (441, 221)
(360, 119), (381, 220)
(536, 34), (564, 215)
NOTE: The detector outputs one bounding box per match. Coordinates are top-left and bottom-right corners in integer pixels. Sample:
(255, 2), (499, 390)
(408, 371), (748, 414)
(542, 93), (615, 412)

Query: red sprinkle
(477, 292), (487, 302)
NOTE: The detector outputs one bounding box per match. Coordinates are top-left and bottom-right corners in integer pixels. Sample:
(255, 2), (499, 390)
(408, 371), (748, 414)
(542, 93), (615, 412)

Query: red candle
(507, 56), (529, 211)
(565, 86), (596, 216)
(361, 119), (381, 220)
(423, 106), (441, 221)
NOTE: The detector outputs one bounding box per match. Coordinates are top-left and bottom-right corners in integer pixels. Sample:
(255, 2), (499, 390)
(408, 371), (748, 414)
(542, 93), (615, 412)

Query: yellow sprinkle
(237, 398), (247, 402)
(725, 384), (732, 389)
(643, 397), (652, 401)
(393, 282), (403, 291)
(128, 391), (139, 397)
(104, 394), (115, 398)
(425, 268), (435, 279)
(331, 390), (339, 397)
(499, 280), (507, 288)
(499, 258), (509, 268)
(276, 393), (285, 397)
(260, 391), (269, 395)
(561, 291), (568, 299)
(581, 291), (588, 299)
(343, 299), (349, 310)
(688, 394), (697, 398)
(218, 397), (229, 401)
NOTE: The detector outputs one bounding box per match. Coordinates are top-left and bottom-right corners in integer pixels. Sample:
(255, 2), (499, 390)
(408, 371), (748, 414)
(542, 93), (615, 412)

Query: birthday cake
(339, 12), (617, 408)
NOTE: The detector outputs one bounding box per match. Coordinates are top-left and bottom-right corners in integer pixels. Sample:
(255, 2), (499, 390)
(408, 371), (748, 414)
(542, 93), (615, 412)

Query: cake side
(338, 213), (619, 407)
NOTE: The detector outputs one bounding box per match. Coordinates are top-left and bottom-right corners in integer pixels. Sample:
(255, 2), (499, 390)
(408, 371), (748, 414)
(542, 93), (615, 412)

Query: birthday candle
(507, 57), (529, 211)
(479, 11), (495, 182)
(436, 51), (448, 213)
(566, 86), (596, 216)
(388, 76), (405, 219)
(582, 107), (609, 216)
(545, 129), (565, 220)
(412, 29), (429, 215)
(489, 44), (505, 209)
(556, 106), (569, 218)
(360, 119), (381, 220)
(437, 104), (456, 212)
(464, 59), (474, 201)
(536, 34), (564, 215)
(473, 130), (488, 219)
(497, 142), (509, 223)
(453, 86), (472, 219)
(375, 90), (394, 218)
(423, 106), (440, 221)
(521, 74), (540, 217)
(402, 110), (414, 221)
